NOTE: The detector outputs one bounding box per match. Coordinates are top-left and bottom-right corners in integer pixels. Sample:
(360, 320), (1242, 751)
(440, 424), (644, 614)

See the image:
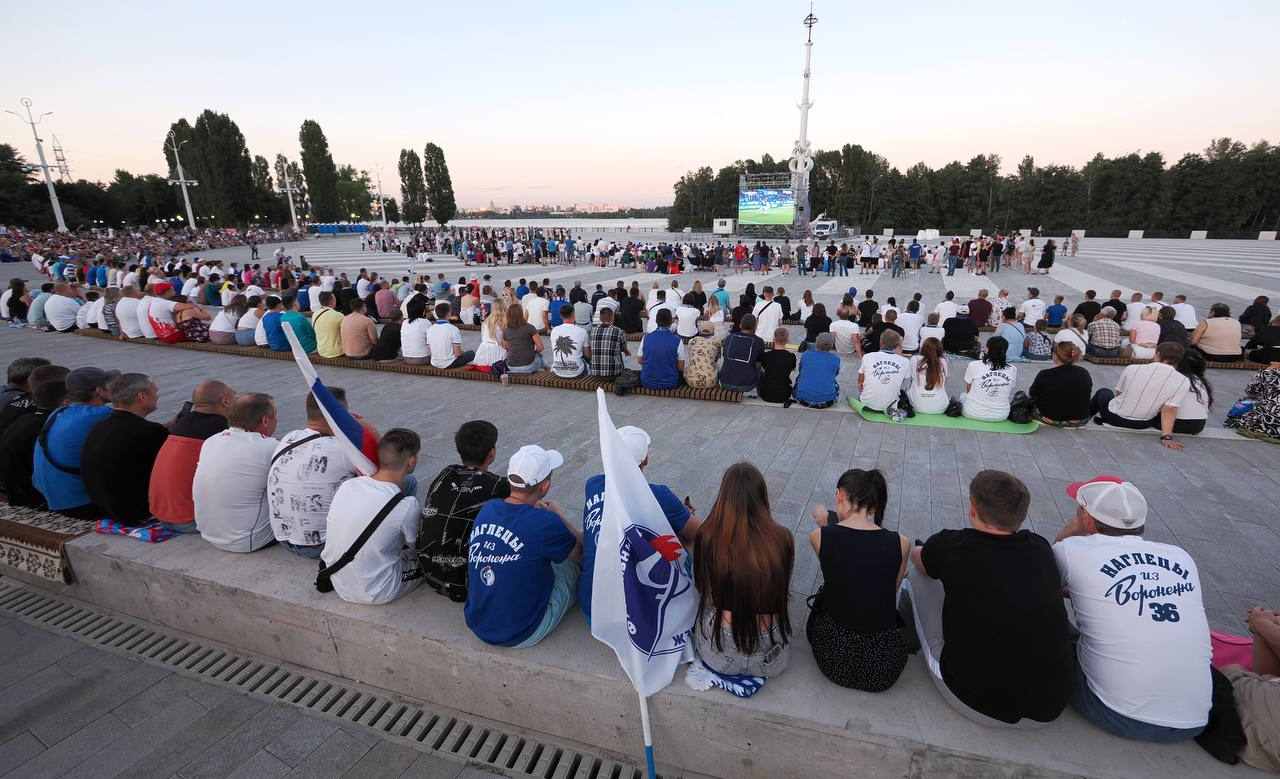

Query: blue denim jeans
(160, 521), (200, 535)
(513, 559), (580, 648)
(286, 542), (323, 559)
(1071, 663), (1204, 742)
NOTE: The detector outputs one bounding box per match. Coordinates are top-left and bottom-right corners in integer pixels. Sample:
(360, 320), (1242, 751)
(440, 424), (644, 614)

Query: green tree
(383, 197), (400, 223)
(422, 142), (457, 225)
(162, 110), (257, 225)
(299, 120), (340, 221)
(335, 165), (372, 221)
(397, 148), (428, 224)
(0, 144), (46, 228)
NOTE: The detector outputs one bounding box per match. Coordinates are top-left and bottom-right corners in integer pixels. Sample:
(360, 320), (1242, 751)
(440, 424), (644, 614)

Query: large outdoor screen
(738, 188), (796, 225)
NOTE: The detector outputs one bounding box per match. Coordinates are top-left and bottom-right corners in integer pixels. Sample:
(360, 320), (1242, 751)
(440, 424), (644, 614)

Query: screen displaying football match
(738, 188), (796, 225)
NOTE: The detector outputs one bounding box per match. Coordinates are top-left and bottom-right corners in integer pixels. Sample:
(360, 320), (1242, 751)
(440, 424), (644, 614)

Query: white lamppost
(788, 7), (818, 236)
(375, 168), (388, 228)
(166, 130), (199, 229)
(5, 98), (68, 232)
(277, 157), (299, 231)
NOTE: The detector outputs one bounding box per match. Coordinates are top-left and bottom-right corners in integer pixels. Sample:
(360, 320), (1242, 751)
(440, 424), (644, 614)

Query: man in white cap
(1053, 475), (1211, 742)
(578, 426), (702, 625)
(465, 444), (582, 648)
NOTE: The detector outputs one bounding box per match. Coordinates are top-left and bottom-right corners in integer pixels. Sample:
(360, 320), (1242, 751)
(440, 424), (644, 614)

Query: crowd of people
(4, 237), (1279, 444)
(0, 225), (298, 269)
(0, 354), (1274, 768)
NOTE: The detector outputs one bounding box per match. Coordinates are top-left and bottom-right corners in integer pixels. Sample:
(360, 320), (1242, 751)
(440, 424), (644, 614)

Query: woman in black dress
(1036, 239), (1057, 274)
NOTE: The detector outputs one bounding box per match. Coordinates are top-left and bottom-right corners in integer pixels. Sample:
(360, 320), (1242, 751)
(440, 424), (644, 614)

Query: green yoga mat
(847, 398), (1040, 434)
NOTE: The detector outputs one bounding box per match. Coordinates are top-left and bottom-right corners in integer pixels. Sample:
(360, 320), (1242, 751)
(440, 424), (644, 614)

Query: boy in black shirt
(904, 470), (1072, 726)
(420, 421), (510, 602)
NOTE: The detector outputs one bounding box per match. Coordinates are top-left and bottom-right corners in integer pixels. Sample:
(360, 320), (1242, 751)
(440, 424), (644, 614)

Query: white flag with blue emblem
(591, 389), (696, 697)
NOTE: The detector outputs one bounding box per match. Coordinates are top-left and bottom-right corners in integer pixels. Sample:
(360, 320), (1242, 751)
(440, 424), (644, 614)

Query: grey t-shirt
(503, 323), (538, 367)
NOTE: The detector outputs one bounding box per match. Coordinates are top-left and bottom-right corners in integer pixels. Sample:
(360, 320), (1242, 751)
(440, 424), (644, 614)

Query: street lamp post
(166, 130), (199, 229)
(5, 98), (68, 232)
(375, 168), (388, 228)
(277, 157), (299, 231)
(866, 175), (881, 229)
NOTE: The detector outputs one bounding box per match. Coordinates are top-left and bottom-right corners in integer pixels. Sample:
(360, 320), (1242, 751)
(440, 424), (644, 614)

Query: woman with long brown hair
(693, 462), (794, 678)
(907, 337), (950, 414)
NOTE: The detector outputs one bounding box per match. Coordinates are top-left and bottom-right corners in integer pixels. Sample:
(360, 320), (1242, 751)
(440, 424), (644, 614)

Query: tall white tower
(789, 7), (817, 236)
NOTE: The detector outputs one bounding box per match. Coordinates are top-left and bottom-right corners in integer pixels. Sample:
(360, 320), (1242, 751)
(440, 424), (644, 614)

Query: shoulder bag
(315, 493), (407, 593)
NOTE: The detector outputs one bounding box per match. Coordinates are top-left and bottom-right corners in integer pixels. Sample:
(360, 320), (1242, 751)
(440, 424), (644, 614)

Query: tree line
(0, 111), (459, 231)
(668, 138), (1280, 237)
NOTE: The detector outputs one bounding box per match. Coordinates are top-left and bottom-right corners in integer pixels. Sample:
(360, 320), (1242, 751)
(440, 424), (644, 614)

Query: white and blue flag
(282, 322), (377, 476)
(590, 389), (696, 697)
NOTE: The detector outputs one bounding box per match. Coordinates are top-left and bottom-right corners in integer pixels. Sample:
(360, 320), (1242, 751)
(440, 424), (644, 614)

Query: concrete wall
(24, 532), (1239, 779)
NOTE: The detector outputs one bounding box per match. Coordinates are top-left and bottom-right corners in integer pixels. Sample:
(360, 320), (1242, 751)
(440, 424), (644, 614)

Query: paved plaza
(0, 611), (502, 778)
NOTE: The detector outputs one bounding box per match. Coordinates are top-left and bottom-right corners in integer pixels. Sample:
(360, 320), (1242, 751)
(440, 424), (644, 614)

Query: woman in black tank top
(806, 468), (911, 692)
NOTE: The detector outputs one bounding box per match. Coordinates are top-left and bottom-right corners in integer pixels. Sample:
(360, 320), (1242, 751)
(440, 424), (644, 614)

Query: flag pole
(638, 691), (657, 779)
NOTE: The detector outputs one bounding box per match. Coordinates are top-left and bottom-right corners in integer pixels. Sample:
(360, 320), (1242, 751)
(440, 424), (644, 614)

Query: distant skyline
(3, 1), (1277, 208)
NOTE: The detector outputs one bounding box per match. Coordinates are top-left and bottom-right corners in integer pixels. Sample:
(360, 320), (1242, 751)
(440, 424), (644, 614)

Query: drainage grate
(0, 581), (666, 779)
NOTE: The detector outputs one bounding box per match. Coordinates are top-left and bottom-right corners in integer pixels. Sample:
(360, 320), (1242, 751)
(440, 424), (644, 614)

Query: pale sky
(3, 1), (1276, 208)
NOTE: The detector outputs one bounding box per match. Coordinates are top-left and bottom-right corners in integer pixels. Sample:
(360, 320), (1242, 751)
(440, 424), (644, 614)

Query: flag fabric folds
(282, 322), (377, 476)
(590, 389), (696, 697)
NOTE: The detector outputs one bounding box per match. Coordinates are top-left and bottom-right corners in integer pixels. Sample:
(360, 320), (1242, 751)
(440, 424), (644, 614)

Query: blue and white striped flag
(282, 322), (376, 476)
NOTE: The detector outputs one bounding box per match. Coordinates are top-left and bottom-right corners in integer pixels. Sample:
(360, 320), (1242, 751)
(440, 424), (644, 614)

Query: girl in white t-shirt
(1170, 350), (1212, 436)
(962, 336), (1018, 422)
(908, 339), (951, 414)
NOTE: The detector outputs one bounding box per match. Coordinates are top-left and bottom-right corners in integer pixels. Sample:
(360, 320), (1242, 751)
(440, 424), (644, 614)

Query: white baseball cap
(617, 426), (651, 465)
(1067, 475), (1147, 529)
(507, 445), (564, 488)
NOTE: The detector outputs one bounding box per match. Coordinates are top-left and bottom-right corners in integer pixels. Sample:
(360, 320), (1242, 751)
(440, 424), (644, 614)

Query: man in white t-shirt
(193, 393), (280, 553)
(752, 287), (783, 340)
(1170, 295), (1198, 329)
(268, 389), (362, 558)
(897, 301), (925, 353)
(1090, 342), (1190, 441)
(319, 272), (336, 293)
(857, 330), (911, 412)
(115, 288), (144, 339)
(1020, 287), (1046, 326)
(829, 318), (862, 357)
(644, 290), (671, 334)
(180, 274), (200, 301)
(43, 283), (84, 332)
(1052, 476), (1210, 742)
(522, 287), (551, 333)
(934, 291), (961, 323)
(426, 302), (474, 369)
(674, 295), (701, 340)
(548, 305), (588, 378)
(321, 429), (422, 606)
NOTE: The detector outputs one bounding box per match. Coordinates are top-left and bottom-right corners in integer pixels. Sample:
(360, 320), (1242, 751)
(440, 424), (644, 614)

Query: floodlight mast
(6, 98), (68, 232)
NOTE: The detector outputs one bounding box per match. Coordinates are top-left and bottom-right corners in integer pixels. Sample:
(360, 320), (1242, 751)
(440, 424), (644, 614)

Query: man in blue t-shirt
(260, 296), (288, 351)
(33, 366), (116, 517)
(578, 427), (700, 624)
(639, 309), (685, 390)
(515, 279), (529, 300)
(465, 445), (581, 648)
(1045, 295), (1068, 328)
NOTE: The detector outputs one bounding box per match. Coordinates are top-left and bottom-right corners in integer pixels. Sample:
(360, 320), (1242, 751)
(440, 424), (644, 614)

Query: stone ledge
(18, 531), (1249, 779)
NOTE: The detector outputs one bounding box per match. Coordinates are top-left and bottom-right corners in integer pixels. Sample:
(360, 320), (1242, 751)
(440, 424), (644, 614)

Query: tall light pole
(374, 168), (388, 228)
(166, 130), (199, 229)
(277, 156), (300, 231)
(5, 98), (68, 232)
(788, 5), (818, 236)
(866, 174), (881, 229)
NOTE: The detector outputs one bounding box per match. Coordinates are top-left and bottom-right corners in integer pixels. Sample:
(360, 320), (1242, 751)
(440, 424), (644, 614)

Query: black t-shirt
(617, 297), (644, 333)
(804, 314), (832, 343)
(420, 464), (510, 601)
(0, 391), (35, 442)
(568, 287), (588, 305)
(1073, 300), (1102, 323)
(857, 300), (879, 329)
(1100, 299), (1126, 322)
(942, 318), (979, 353)
(718, 332), (765, 389)
(921, 528), (1072, 724)
(169, 408), (228, 440)
(0, 410), (47, 506)
(774, 295), (792, 320)
(369, 322), (402, 360)
(758, 349), (797, 404)
(81, 410), (170, 525)
(1028, 364), (1092, 422)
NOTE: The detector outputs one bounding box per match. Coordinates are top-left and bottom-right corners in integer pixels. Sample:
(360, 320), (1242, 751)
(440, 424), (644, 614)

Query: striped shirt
(1107, 363), (1190, 421)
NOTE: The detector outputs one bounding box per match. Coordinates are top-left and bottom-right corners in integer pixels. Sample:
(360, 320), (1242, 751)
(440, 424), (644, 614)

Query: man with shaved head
(149, 380), (236, 533)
